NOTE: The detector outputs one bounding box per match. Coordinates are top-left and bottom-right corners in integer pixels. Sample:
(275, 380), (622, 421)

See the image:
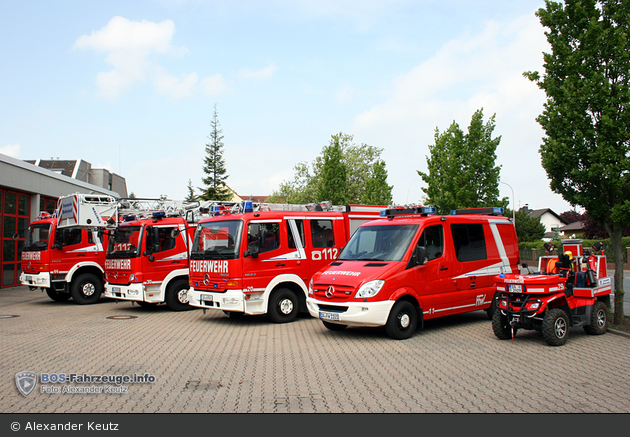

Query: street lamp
(499, 181), (515, 222)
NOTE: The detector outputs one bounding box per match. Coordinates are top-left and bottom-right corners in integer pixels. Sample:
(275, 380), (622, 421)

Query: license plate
(112, 287), (121, 293)
(319, 311), (339, 321)
(201, 294), (213, 303)
(509, 284), (522, 293)
(25, 276), (32, 282)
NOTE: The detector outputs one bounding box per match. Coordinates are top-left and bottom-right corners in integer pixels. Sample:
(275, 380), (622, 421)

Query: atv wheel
(584, 301), (608, 335)
(492, 310), (513, 340)
(542, 308), (570, 346)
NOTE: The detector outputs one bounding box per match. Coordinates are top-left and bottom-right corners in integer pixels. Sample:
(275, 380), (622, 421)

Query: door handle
(440, 266), (448, 271)
(275, 263), (286, 267)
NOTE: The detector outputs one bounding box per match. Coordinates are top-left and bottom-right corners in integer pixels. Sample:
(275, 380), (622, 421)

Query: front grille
(312, 284), (355, 300)
(317, 304), (348, 313)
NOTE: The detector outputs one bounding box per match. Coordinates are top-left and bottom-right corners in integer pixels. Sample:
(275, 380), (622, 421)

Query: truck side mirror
(409, 246), (428, 268)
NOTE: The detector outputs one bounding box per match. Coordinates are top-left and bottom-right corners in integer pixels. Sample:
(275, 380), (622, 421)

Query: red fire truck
(102, 211), (199, 311)
(187, 202), (385, 322)
(19, 194), (119, 304)
(306, 206), (521, 339)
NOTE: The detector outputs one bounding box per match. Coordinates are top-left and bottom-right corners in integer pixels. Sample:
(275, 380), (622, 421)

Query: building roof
(528, 208), (569, 225)
(560, 221), (585, 231)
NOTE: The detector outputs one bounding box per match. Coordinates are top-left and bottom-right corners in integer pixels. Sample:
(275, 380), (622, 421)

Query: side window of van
(311, 220), (334, 248)
(451, 223), (487, 262)
(287, 220), (304, 249)
(418, 225), (443, 260)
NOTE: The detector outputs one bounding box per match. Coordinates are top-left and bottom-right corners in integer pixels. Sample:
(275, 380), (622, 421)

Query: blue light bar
(242, 201), (254, 213)
(152, 211), (166, 219)
(450, 207), (504, 215)
(382, 206), (436, 217)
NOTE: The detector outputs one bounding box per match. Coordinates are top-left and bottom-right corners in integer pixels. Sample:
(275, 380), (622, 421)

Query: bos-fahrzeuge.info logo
(15, 371), (156, 396)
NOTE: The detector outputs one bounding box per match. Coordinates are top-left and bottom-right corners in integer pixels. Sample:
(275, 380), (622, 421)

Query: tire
(46, 288), (71, 302)
(492, 310), (513, 340)
(322, 320), (347, 331)
(165, 279), (192, 311)
(584, 301), (608, 335)
(268, 288), (298, 323)
(70, 273), (103, 305)
(542, 308), (570, 346)
(385, 300), (418, 340)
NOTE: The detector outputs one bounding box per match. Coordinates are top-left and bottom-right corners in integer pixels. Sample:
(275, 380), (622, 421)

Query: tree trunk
(609, 223), (626, 324)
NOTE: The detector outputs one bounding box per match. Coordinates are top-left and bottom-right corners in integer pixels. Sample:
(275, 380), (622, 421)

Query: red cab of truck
(19, 212), (108, 304)
(306, 206), (520, 339)
(103, 212), (197, 311)
(187, 202), (384, 323)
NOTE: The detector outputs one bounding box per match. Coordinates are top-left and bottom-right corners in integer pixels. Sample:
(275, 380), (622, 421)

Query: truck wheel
(542, 308), (570, 346)
(584, 301), (608, 335)
(385, 301), (417, 339)
(268, 288), (298, 323)
(70, 273), (103, 305)
(322, 321), (347, 331)
(492, 310), (513, 340)
(46, 288), (71, 302)
(165, 279), (192, 311)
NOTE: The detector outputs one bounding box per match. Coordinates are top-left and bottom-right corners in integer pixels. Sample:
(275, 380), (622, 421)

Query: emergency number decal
(312, 248), (338, 261)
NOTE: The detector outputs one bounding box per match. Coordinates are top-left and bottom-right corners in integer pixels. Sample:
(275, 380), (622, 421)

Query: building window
(1, 189), (30, 287)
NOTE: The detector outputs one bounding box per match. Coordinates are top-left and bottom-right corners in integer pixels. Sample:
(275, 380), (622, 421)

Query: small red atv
(492, 240), (612, 346)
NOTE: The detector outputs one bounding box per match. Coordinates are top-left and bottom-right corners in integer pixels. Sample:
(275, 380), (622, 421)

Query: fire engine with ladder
(19, 193), (119, 304)
(187, 201), (386, 323)
(19, 193), (210, 306)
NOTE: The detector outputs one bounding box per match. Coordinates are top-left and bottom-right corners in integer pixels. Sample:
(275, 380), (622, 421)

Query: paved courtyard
(1, 285), (629, 414)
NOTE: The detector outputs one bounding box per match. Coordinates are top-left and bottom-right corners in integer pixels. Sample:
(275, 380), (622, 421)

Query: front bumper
(104, 283), (147, 302)
(188, 288), (247, 313)
(306, 297), (395, 327)
(20, 272), (51, 288)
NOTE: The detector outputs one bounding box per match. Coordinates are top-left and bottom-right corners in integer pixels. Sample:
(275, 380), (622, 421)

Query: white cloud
(154, 72), (198, 98)
(201, 73), (229, 95)
(238, 64), (277, 81)
(1, 144), (20, 158)
(74, 16), (190, 99)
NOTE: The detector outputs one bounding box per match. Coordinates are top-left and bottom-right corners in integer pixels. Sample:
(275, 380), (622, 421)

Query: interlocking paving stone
(2, 286), (629, 413)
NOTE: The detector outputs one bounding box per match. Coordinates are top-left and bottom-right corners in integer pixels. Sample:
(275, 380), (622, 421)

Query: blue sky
(1, 0), (576, 213)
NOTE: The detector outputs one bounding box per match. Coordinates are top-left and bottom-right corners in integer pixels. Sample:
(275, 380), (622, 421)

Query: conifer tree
(200, 104), (232, 201)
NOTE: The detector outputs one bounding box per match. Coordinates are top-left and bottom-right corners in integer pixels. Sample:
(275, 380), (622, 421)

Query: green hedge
(519, 237), (630, 264)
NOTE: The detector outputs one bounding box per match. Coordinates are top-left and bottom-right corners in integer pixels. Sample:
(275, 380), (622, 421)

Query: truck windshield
(106, 226), (142, 259)
(23, 223), (51, 251)
(191, 220), (242, 260)
(339, 224), (418, 262)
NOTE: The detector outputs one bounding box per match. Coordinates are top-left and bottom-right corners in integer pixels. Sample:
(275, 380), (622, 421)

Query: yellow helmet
(564, 250), (573, 260)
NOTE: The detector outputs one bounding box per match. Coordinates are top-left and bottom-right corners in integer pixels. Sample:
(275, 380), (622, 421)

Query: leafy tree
(524, 0), (630, 322)
(270, 133), (393, 205)
(418, 108), (508, 214)
(200, 104), (232, 201)
(364, 160), (393, 205)
(318, 138), (348, 204)
(559, 210), (582, 224)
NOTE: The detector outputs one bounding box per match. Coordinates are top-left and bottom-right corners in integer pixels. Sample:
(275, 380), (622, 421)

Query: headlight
(308, 278), (313, 296)
(355, 280), (384, 299)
